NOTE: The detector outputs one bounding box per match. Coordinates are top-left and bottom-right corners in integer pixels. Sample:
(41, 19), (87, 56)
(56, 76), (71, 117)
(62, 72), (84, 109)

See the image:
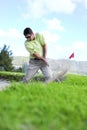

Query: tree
(0, 44), (14, 71)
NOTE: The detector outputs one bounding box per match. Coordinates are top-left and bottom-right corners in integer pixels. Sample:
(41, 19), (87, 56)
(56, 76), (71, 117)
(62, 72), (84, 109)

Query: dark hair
(23, 27), (33, 36)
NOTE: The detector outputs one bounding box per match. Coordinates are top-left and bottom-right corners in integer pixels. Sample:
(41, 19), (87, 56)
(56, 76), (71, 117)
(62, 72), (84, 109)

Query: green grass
(0, 74), (87, 130)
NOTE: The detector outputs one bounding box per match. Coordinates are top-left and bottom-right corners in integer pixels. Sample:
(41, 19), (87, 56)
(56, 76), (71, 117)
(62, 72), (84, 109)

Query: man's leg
(23, 60), (40, 83)
(40, 65), (52, 82)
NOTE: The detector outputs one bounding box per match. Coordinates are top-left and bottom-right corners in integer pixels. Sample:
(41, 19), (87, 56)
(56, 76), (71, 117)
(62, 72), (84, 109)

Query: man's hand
(33, 53), (49, 66)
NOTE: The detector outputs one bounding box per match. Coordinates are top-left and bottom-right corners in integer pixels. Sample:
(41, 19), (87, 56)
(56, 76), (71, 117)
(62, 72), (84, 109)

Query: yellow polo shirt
(24, 33), (45, 59)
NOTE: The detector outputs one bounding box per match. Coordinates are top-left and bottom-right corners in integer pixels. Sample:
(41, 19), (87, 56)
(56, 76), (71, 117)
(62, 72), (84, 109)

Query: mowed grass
(0, 74), (87, 130)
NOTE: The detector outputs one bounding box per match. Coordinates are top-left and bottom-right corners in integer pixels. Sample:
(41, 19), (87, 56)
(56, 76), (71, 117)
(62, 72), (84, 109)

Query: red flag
(69, 52), (74, 59)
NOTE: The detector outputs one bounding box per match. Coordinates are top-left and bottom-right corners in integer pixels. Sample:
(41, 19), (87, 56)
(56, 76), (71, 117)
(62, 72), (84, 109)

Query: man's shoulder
(24, 40), (31, 46)
(35, 33), (40, 37)
(35, 33), (43, 37)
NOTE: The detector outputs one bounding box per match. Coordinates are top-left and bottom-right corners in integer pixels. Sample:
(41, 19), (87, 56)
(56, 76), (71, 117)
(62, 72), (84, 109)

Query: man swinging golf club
(23, 27), (67, 83)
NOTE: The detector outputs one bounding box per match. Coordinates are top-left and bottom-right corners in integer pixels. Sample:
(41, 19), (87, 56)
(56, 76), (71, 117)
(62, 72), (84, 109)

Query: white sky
(0, 0), (87, 61)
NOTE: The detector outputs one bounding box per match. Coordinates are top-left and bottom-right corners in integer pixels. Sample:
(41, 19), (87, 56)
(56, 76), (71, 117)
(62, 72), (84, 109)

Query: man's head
(23, 27), (34, 40)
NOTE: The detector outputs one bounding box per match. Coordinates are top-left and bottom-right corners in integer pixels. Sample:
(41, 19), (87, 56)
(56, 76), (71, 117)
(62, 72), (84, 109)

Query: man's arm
(43, 44), (47, 58)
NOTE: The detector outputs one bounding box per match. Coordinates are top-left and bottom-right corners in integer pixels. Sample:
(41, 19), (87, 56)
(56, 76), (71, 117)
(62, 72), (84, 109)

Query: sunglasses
(25, 35), (32, 39)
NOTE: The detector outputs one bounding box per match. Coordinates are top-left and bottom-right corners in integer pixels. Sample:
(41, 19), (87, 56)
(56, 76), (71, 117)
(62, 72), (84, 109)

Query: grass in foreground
(0, 74), (87, 130)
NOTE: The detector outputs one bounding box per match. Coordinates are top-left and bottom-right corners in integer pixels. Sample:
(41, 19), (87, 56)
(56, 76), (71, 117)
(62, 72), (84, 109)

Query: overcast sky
(0, 0), (87, 61)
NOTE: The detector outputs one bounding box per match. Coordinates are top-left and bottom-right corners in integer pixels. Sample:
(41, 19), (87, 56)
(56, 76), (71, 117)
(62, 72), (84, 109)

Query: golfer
(23, 27), (52, 83)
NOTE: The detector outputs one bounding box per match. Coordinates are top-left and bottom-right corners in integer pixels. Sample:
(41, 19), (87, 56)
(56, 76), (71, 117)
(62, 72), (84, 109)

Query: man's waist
(30, 58), (41, 60)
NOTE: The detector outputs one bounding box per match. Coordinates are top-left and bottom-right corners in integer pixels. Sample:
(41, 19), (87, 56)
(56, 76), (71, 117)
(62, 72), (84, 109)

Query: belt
(30, 58), (40, 60)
